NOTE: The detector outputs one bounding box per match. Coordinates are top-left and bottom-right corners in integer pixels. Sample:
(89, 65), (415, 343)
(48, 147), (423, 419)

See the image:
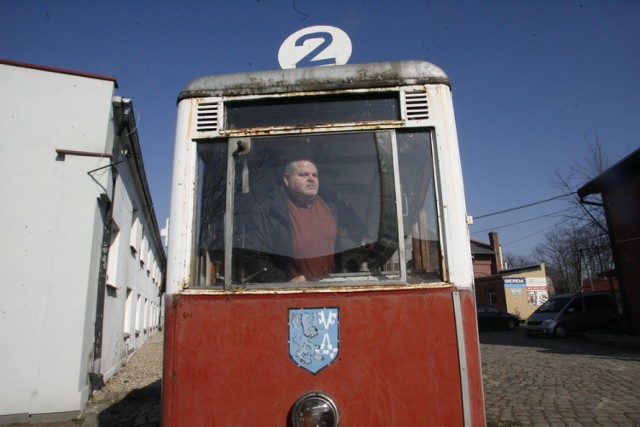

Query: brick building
(471, 232), (548, 320)
(578, 147), (640, 335)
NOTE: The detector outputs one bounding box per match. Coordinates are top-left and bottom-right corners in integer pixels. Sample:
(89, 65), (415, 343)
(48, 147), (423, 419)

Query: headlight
(291, 391), (339, 427)
(541, 319), (555, 328)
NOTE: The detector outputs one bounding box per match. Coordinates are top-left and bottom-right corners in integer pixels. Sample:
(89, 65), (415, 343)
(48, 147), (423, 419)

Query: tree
(551, 136), (610, 235)
(534, 137), (615, 293)
(533, 224), (612, 294)
(502, 252), (535, 269)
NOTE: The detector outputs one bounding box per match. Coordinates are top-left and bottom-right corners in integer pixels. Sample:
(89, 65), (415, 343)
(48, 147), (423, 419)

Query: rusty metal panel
(179, 61), (449, 100)
(162, 288), (485, 426)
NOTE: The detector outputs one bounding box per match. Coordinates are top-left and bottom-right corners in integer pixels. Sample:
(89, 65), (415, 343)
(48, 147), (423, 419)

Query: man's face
(284, 160), (319, 203)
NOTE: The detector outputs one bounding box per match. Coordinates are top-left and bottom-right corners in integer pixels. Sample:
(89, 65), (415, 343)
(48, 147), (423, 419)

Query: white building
(0, 59), (165, 424)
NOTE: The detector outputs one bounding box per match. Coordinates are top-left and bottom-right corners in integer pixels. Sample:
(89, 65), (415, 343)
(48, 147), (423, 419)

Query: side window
(397, 130), (441, 282)
(195, 141), (228, 287)
(567, 297), (584, 313)
(585, 295), (613, 310)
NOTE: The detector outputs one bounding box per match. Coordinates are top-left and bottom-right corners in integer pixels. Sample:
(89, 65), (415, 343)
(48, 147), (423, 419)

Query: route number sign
(278, 25), (352, 69)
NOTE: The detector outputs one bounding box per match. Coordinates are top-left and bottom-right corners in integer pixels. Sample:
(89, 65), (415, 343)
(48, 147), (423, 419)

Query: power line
(502, 221), (564, 247)
(473, 192), (575, 220)
(471, 208), (572, 234)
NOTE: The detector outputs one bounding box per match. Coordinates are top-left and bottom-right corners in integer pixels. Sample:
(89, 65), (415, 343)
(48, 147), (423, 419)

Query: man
(239, 158), (365, 283)
(283, 159), (337, 282)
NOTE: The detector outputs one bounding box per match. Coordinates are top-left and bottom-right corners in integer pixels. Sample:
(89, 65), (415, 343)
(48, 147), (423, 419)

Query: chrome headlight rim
(290, 390), (340, 427)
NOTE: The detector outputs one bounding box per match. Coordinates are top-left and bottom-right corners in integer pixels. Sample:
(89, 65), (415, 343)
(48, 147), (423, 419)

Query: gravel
(99, 331), (164, 394)
(74, 331), (164, 426)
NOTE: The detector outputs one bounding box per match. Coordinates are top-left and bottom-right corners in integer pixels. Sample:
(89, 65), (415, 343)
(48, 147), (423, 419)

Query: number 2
(294, 32), (335, 68)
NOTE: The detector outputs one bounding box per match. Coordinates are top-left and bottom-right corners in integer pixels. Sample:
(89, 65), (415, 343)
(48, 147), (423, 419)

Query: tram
(163, 60), (485, 426)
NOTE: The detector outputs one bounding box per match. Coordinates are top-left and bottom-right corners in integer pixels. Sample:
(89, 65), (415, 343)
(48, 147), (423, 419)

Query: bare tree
(533, 224), (613, 294)
(503, 252), (535, 269)
(534, 136), (616, 292)
(551, 135), (610, 233)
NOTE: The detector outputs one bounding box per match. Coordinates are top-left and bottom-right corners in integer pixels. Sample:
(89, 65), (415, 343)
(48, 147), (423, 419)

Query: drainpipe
(87, 97), (132, 391)
(89, 185), (114, 391)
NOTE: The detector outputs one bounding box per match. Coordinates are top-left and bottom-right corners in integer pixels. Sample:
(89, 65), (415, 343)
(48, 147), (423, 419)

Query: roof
(113, 97), (165, 266)
(577, 147), (640, 197)
(470, 239), (495, 256)
(0, 58), (118, 88)
(499, 264), (545, 275)
(179, 60), (449, 101)
(474, 263), (544, 282)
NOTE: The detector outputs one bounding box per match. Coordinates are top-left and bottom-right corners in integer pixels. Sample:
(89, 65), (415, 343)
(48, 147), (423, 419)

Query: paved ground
(480, 327), (640, 426)
(77, 331), (163, 427)
(19, 327), (640, 426)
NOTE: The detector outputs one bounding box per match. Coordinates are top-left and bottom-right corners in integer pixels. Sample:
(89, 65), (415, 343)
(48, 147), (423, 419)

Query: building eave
(475, 264), (544, 282)
(0, 58), (118, 88)
(578, 147), (640, 197)
(113, 97), (166, 269)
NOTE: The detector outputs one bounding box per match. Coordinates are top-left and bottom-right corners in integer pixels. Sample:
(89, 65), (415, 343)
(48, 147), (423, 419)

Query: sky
(2, 0), (639, 257)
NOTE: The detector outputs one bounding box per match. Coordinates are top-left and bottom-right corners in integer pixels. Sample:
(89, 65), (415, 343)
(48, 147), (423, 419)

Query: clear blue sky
(2, 0), (639, 257)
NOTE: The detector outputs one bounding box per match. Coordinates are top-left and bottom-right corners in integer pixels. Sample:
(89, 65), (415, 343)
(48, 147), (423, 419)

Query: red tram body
(163, 61), (485, 426)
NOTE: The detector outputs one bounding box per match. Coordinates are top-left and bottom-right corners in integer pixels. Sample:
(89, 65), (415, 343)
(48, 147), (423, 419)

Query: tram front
(163, 61), (485, 426)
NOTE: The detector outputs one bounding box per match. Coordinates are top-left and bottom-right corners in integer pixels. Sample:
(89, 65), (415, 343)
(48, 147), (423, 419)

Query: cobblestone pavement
(481, 328), (640, 426)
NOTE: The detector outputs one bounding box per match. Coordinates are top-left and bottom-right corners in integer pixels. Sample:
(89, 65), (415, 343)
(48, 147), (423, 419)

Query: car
(476, 304), (520, 330)
(524, 292), (620, 338)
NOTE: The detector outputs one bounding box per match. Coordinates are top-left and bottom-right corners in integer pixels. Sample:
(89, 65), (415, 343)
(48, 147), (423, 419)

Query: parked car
(477, 304), (520, 330)
(525, 292), (619, 338)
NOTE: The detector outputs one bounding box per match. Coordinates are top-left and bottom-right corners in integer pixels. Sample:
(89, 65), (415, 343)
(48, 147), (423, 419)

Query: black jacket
(235, 185), (368, 283)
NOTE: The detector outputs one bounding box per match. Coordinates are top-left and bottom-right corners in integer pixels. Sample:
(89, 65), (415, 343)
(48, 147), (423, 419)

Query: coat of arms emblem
(288, 307), (339, 374)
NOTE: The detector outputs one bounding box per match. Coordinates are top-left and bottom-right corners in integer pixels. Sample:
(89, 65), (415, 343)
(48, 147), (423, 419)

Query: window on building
(106, 221), (120, 289)
(124, 288), (133, 337)
(130, 212), (142, 253)
(487, 288), (497, 306)
(135, 294), (142, 334)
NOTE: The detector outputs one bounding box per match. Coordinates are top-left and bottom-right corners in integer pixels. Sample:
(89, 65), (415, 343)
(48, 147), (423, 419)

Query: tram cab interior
(195, 128), (443, 289)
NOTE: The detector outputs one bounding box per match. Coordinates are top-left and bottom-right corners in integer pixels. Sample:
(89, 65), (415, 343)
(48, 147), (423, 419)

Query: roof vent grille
(196, 101), (220, 133)
(404, 90), (429, 121)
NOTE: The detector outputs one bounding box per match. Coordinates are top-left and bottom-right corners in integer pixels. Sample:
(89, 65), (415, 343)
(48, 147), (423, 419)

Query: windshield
(193, 129), (442, 289)
(536, 296), (572, 313)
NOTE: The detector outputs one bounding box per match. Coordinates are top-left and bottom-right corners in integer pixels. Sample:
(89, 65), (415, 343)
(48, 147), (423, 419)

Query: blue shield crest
(288, 307), (339, 374)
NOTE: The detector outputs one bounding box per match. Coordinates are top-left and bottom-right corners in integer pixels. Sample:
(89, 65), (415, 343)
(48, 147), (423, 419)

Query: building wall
(100, 164), (164, 381)
(0, 63), (114, 418)
(502, 269), (548, 321)
(581, 277), (619, 293)
(602, 167), (640, 334)
(472, 258), (493, 277)
(0, 61), (164, 422)
(474, 265), (548, 321)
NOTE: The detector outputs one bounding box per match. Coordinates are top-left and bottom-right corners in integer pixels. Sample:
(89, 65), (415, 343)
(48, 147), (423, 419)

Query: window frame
(223, 130), (407, 289)
(191, 127), (445, 290)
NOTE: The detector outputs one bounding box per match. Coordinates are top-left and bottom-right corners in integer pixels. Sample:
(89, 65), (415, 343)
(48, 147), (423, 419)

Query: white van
(525, 292), (619, 338)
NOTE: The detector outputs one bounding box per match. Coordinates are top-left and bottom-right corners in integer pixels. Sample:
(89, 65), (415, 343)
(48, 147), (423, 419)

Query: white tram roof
(179, 60), (449, 101)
